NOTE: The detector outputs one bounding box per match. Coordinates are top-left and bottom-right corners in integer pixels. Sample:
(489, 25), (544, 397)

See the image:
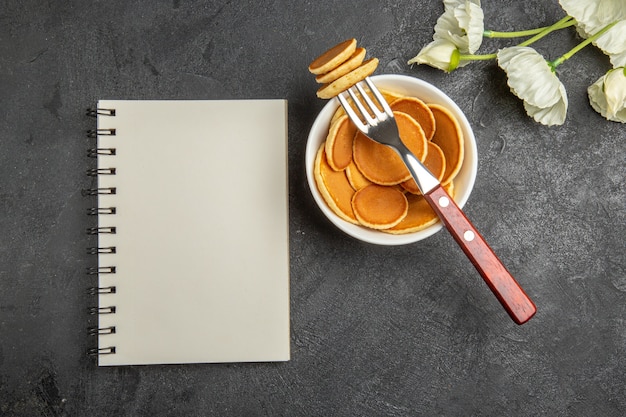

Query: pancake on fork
(317, 58), (379, 99)
(316, 47), (367, 84)
(308, 38), (357, 75)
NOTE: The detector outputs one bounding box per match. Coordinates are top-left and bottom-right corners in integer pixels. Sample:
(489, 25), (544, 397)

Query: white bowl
(305, 74), (478, 245)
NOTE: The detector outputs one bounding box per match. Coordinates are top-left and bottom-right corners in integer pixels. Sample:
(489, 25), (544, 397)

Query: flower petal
(523, 83), (568, 126)
(433, 0), (483, 54)
(455, 1), (484, 54)
(588, 68), (626, 122)
(593, 19), (626, 67)
(559, 0), (626, 34)
(434, 8), (465, 41)
(498, 47), (561, 107)
(407, 39), (463, 72)
(605, 68), (626, 120)
(443, 0), (465, 10)
(497, 46), (568, 125)
(588, 76), (610, 116)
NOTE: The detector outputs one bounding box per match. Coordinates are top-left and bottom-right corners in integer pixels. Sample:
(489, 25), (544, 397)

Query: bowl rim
(305, 73), (478, 245)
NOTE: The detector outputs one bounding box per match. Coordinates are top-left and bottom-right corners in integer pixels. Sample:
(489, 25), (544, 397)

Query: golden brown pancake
(316, 47), (366, 84)
(324, 115), (356, 171)
(384, 193), (438, 234)
(400, 141), (446, 194)
(428, 103), (464, 185)
(385, 183), (455, 234)
(309, 39), (357, 75)
(353, 112), (427, 185)
(352, 184), (408, 229)
(345, 161), (372, 190)
(316, 58), (379, 99)
(313, 145), (359, 224)
(391, 97), (436, 140)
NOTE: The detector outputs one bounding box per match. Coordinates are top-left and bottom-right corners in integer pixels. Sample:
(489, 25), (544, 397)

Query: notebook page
(95, 100), (289, 366)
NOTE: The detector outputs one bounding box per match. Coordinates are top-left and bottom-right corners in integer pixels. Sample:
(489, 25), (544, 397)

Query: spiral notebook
(86, 100), (290, 366)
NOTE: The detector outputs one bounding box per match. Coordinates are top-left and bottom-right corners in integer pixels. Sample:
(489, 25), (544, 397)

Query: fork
(338, 77), (537, 325)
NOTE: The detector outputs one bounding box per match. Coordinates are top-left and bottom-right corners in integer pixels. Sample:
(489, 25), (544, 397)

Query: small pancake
(391, 97), (436, 140)
(330, 88), (403, 126)
(385, 183), (455, 234)
(353, 112), (427, 185)
(316, 47), (366, 84)
(316, 58), (379, 99)
(428, 104), (464, 185)
(384, 193), (438, 234)
(313, 145), (359, 224)
(352, 184), (408, 229)
(309, 39), (357, 75)
(400, 141), (446, 194)
(345, 160), (372, 190)
(325, 115), (356, 171)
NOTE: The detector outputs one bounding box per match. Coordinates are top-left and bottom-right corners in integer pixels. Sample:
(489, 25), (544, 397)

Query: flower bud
(588, 67), (626, 123)
(407, 40), (461, 72)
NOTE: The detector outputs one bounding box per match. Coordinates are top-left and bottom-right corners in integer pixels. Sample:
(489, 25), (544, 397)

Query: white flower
(583, 19), (626, 68)
(497, 46), (568, 126)
(588, 67), (626, 122)
(434, 0), (484, 54)
(408, 0), (483, 71)
(408, 39), (466, 72)
(559, 1), (626, 66)
(559, 0), (626, 35)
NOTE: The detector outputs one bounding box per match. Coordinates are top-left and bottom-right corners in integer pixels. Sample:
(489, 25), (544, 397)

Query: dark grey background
(1, 0), (624, 416)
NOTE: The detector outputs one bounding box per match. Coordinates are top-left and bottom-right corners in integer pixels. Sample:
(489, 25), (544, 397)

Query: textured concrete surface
(1, 0), (625, 416)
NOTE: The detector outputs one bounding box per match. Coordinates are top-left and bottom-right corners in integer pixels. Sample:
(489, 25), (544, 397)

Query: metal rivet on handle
(438, 196), (450, 207)
(464, 230), (475, 241)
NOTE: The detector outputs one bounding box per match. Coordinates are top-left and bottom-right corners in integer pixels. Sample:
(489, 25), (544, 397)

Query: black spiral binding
(87, 347), (116, 356)
(87, 148), (116, 158)
(86, 286), (116, 295)
(86, 108), (116, 117)
(86, 168), (116, 176)
(86, 207), (116, 216)
(85, 106), (118, 358)
(86, 128), (116, 138)
(81, 187), (116, 196)
(86, 226), (116, 235)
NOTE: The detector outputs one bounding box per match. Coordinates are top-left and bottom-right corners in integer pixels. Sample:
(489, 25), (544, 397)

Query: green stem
(458, 53), (497, 61)
(550, 21), (618, 68)
(518, 15), (576, 47)
(456, 16), (581, 65)
(484, 16), (576, 40)
(484, 27), (548, 38)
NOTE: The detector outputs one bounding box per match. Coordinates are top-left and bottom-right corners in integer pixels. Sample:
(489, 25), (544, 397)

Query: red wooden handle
(424, 186), (536, 324)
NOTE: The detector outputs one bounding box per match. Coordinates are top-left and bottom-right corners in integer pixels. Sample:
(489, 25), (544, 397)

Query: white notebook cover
(93, 100), (289, 366)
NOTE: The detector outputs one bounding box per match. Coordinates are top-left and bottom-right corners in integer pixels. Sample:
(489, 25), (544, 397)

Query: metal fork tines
(337, 77), (439, 194)
(336, 77), (537, 325)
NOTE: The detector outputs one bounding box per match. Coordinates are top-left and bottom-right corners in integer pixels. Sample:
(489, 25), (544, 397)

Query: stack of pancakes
(309, 39), (465, 234)
(309, 38), (379, 99)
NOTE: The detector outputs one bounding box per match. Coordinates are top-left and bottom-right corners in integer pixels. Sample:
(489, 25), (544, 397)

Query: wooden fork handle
(424, 186), (537, 325)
